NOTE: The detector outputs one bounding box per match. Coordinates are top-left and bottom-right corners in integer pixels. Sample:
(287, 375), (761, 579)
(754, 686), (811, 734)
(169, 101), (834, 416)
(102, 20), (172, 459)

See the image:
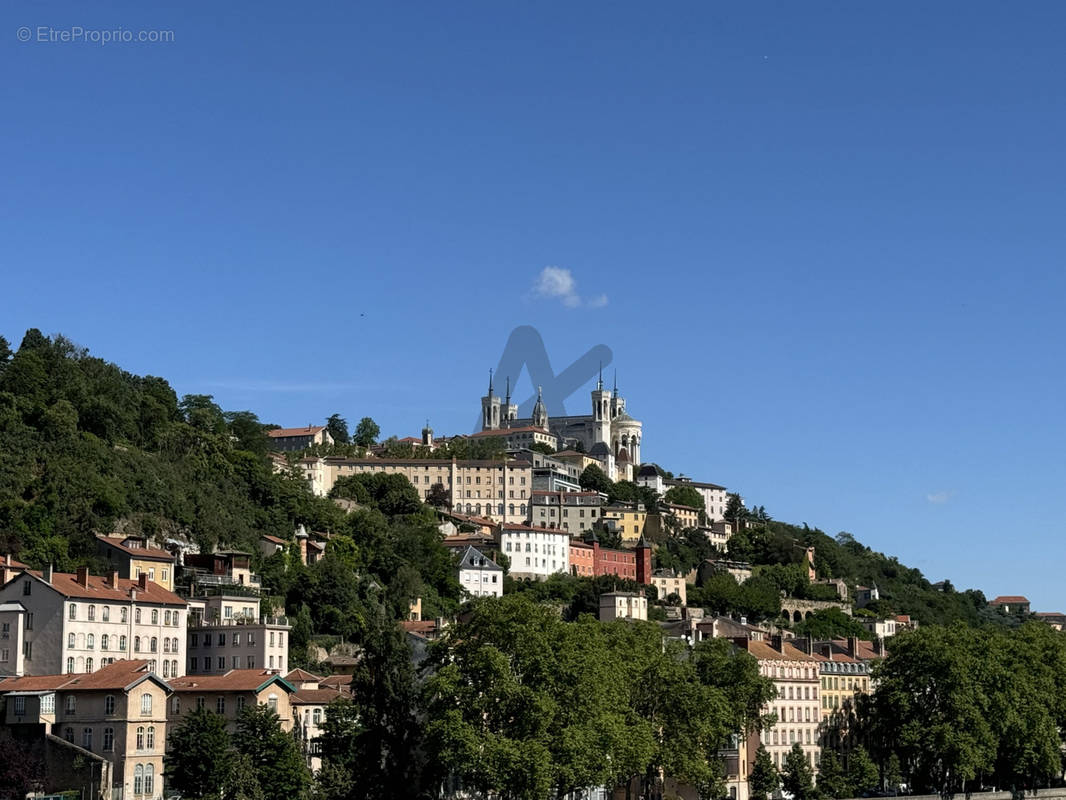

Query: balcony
(188, 615), (290, 629)
(195, 573), (261, 588)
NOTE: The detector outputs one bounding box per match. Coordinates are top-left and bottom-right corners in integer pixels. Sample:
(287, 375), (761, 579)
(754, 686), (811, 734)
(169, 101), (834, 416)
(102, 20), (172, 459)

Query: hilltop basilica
(479, 369), (643, 477)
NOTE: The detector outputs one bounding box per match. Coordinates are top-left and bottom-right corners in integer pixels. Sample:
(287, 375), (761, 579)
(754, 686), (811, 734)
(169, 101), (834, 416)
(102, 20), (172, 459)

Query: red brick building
(569, 534), (652, 584)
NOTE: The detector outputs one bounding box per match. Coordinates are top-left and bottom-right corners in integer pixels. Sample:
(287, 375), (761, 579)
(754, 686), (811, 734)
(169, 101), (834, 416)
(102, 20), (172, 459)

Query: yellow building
(601, 504), (648, 544)
(96, 534), (176, 591)
(660, 502), (701, 531)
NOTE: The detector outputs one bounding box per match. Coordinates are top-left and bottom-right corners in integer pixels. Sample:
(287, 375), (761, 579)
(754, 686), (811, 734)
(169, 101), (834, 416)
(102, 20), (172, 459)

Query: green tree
(426, 482), (451, 509)
(0, 336), (11, 378)
(817, 749), (850, 799)
(750, 744), (778, 800)
(884, 753), (903, 794)
(225, 410), (269, 456)
(233, 704), (310, 800)
(663, 485), (705, 512)
(165, 708), (234, 799)
(529, 441), (555, 455)
(725, 493), (747, 528)
(326, 413), (350, 444)
(226, 752), (266, 800)
(578, 463), (612, 494)
(782, 743), (817, 800)
(847, 746), (880, 796)
(353, 416), (380, 448)
(180, 394), (227, 435)
(793, 608), (872, 641)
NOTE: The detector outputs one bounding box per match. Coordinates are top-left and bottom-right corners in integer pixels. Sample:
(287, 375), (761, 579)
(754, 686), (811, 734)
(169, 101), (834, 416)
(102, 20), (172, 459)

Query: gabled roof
(268, 426), (326, 438)
(737, 639), (818, 663)
(16, 571), (185, 606)
(291, 688), (351, 705)
(991, 595), (1030, 604)
(319, 674), (353, 690)
(500, 523), (569, 534)
(95, 535), (174, 562)
(458, 546), (502, 572)
(471, 426), (551, 438)
(261, 534), (288, 546)
(168, 670), (295, 694)
(284, 668), (323, 683)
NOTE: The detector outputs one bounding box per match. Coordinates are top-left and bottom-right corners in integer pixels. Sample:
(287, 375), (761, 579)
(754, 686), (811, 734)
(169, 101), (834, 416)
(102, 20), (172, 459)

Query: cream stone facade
(598, 592), (648, 621)
(185, 594), (291, 675)
(665, 478), (729, 522)
(735, 636), (821, 774)
(166, 670), (296, 735)
(1, 659), (172, 800)
(650, 569), (686, 606)
(0, 568), (187, 679)
(297, 457), (533, 523)
(96, 534), (177, 592)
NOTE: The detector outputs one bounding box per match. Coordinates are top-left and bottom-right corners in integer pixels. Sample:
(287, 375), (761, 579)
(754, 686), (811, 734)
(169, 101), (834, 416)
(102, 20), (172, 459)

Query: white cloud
(531, 266), (608, 309)
(926, 490), (954, 505)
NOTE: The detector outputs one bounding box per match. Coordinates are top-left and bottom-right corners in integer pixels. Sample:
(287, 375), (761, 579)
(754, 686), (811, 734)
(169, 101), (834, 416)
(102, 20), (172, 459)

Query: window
(163, 638), (170, 653)
(162, 661), (170, 678)
(13, 696), (25, 716)
(247, 657), (254, 668)
(65, 727), (74, 743)
(150, 637), (157, 653)
(217, 633), (225, 646)
(237, 696), (246, 712)
(217, 697), (226, 714)
(103, 727), (114, 751)
(102, 606), (110, 622)
(218, 657), (225, 670)
(66, 695), (76, 715)
(312, 707), (322, 725)
(68, 633), (76, 649)
(41, 694), (54, 713)
(171, 697), (180, 714)
(69, 604), (76, 620)
(196, 696), (205, 710)
(269, 631), (275, 647)
(135, 608), (141, 624)
(87, 634), (95, 650)
(134, 764), (143, 795)
(233, 656), (241, 669)
(88, 605), (96, 621)
(140, 693), (152, 715)
(101, 634), (109, 651)
(189, 657), (197, 672)
(85, 657), (94, 673)
(105, 695), (115, 715)
(25, 613), (33, 631)
(82, 727), (93, 749)
(164, 610), (171, 625)
(67, 657), (75, 673)
(121, 607), (128, 623)
(134, 637), (141, 653)
(267, 694), (278, 711)
(22, 580), (30, 595)
(119, 635), (127, 651)
(136, 726), (145, 749)
(145, 764), (154, 795)
(147, 726), (155, 749)
(151, 610), (158, 625)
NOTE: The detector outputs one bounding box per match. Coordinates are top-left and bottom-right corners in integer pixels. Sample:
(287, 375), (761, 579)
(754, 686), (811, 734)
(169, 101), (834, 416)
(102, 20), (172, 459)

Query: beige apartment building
(1, 659), (172, 800)
(650, 568), (687, 606)
(601, 503), (648, 544)
(267, 425), (334, 452)
(286, 667), (352, 773)
(664, 477), (730, 522)
(167, 669), (296, 735)
(734, 636), (821, 774)
(660, 502), (702, 531)
(0, 568), (188, 679)
(296, 457), (533, 522)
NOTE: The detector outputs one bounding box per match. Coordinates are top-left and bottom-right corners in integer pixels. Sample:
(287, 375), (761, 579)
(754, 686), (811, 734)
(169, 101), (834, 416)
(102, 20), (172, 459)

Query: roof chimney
(43, 564), (53, 584)
(873, 638), (884, 657)
(109, 570), (120, 588)
(846, 636), (858, 659)
(796, 636), (813, 656)
(76, 566), (90, 587)
(138, 573), (150, 590)
(771, 634), (785, 654)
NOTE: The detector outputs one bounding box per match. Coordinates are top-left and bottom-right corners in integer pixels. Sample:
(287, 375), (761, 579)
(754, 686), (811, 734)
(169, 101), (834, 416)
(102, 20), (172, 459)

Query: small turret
(532, 385), (548, 430)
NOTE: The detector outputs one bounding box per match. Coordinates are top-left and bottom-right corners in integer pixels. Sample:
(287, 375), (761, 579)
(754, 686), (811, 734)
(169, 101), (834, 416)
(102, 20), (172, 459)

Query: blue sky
(3, 2), (1064, 610)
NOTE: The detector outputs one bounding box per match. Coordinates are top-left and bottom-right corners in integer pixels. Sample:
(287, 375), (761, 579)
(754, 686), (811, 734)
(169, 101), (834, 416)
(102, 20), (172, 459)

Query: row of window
(453, 503), (527, 515)
(775, 705), (815, 723)
(779, 685), (818, 701)
(65, 603), (181, 626)
(64, 656), (177, 677)
(191, 630), (280, 648)
(189, 654), (281, 671)
(766, 727), (816, 747)
(61, 691), (154, 716)
(66, 633), (180, 653)
(821, 676), (868, 691)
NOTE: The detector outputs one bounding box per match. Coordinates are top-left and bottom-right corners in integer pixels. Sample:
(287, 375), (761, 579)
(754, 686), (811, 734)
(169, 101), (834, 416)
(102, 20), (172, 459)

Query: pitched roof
(261, 535), (288, 546)
(268, 426), (326, 438)
(458, 546), (503, 572)
(21, 570), (185, 606)
(0, 660), (163, 693)
(95, 535), (174, 562)
(284, 668), (323, 683)
(471, 426), (551, 437)
(991, 595), (1029, 604)
(291, 688), (351, 705)
(739, 639), (818, 663)
(500, 523), (569, 533)
(319, 674), (353, 689)
(168, 670), (295, 693)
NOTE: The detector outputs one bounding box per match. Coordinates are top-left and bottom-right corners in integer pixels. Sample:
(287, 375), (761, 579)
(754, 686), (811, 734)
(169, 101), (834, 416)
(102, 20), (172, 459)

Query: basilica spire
(487, 368), (494, 396)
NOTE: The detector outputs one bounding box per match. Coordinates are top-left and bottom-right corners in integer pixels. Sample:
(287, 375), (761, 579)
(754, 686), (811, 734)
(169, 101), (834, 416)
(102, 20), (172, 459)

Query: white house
(498, 524), (570, 581)
(457, 546), (504, 598)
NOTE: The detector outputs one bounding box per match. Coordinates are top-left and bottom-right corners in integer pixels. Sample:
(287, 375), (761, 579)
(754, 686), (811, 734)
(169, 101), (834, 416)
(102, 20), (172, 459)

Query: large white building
(185, 593), (291, 675)
(479, 370), (643, 479)
(498, 524), (570, 581)
(0, 567), (188, 679)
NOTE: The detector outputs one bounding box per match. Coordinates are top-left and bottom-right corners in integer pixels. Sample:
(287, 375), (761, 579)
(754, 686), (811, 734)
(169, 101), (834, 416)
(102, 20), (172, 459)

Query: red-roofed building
(267, 425), (334, 452)
(0, 554), (29, 587)
(95, 534), (176, 591)
(0, 568), (187, 680)
(167, 670), (296, 734)
(991, 595), (1030, 614)
(284, 668), (352, 772)
(1, 659), (171, 799)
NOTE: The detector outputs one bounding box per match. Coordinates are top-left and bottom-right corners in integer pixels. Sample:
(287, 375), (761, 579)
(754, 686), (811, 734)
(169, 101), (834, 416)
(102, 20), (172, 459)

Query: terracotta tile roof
(471, 426), (551, 437)
(268, 426), (326, 438)
(95, 535), (174, 562)
(291, 688), (351, 705)
(402, 620), (439, 636)
(827, 638), (884, 661)
(319, 674), (353, 689)
(500, 523), (569, 533)
(24, 570), (185, 606)
(396, 437), (423, 444)
(0, 660), (160, 693)
(991, 595), (1029, 604)
(739, 639), (818, 663)
(168, 670), (295, 693)
(2, 555), (28, 568)
(284, 668), (323, 683)
(261, 535), (288, 546)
